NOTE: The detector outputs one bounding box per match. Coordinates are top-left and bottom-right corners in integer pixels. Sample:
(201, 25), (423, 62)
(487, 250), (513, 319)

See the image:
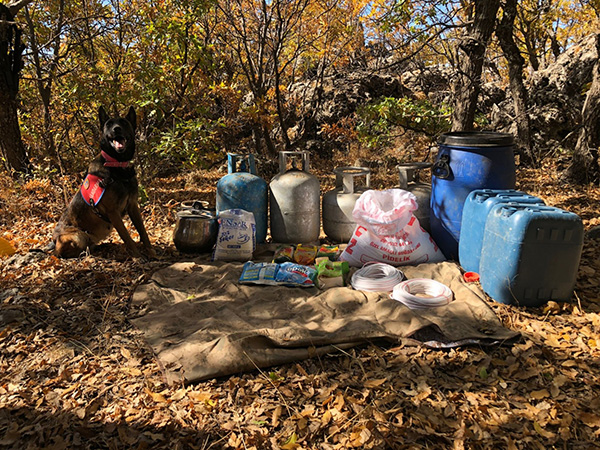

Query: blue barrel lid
(439, 131), (514, 147)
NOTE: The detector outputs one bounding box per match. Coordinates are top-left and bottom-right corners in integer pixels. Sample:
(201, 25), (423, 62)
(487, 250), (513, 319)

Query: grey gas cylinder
(322, 167), (371, 243)
(398, 162), (432, 232)
(270, 151), (321, 243)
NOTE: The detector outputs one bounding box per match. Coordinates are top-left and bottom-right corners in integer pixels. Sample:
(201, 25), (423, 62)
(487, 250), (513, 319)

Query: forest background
(1, 0), (599, 182)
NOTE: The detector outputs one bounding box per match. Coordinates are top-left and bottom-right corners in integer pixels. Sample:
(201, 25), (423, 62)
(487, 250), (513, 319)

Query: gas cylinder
(270, 151), (320, 243)
(322, 167), (371, 243)
(398, 162), (432, 232)
(216, 153), (268, 243)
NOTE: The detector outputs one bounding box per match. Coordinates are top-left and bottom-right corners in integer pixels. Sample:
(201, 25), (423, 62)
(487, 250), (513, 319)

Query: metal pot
(173, 208), (218, 253)
(180, 200), (210, 211)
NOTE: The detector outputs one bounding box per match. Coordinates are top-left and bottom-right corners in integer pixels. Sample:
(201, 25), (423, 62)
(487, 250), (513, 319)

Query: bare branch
(7, 0), (35, 15)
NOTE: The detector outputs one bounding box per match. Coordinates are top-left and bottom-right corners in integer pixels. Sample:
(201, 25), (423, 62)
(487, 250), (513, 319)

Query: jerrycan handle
(333, 167), (371, 194)
(279, 151), (310, 174)
(398, 162), (432, 189)
(227, 153), (257, 175)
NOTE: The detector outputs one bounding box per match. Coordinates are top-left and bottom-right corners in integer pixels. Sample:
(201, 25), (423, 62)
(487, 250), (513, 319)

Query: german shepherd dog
(52, 106), (154, 259)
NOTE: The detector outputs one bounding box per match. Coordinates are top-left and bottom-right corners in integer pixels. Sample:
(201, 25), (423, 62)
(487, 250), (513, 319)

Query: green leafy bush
(146, 116), (226, 170)
(356, 96), (451, 149)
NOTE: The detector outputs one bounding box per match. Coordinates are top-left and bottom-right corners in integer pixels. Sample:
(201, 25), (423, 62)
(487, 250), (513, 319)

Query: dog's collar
(101, 150), (130, 168)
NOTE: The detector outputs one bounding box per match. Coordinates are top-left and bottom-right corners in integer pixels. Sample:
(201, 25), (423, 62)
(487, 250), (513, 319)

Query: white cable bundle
(391, 278), (453, 309)
(351, 262), (405, 292)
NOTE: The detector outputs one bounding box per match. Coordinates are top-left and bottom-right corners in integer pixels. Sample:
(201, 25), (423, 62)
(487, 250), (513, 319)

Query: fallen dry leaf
(1, 161), (600, 449)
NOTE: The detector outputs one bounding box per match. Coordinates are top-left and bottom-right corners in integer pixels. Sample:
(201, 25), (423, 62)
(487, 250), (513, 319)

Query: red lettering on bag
(346, 238), (357, 255)
(346, 226), (366, 255)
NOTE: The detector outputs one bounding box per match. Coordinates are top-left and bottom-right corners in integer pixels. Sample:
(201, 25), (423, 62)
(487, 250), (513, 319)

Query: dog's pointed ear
(99, 106), (109, 129)
(125, 107), (137, 130)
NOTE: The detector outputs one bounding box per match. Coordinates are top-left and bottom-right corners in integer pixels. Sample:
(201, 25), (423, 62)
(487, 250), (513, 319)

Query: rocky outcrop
(285, 35), (598, 161)
(289, 70), (408, 127)
(491, 34), (598, 156)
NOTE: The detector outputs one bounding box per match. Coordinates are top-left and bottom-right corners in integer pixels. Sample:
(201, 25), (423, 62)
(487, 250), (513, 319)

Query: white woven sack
(212, 209), (256, 261)
(340, 189), (445, 267)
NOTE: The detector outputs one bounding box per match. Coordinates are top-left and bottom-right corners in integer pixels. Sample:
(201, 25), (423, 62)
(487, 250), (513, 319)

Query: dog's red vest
(80, 174), (105, 206)
(80, 153), (130, 206)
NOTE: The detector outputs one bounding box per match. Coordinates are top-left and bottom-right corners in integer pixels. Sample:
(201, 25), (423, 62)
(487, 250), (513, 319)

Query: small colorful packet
(315, 258), (349, 277)
(316, 244), (340, 261)
(273, 244), (295, 263)
(239, 261), (316, 288)
(275, 262), (317, 287)
(293, 244), (318, 265)
(239, 262), (279, 285)
(315, 258), (349, 289)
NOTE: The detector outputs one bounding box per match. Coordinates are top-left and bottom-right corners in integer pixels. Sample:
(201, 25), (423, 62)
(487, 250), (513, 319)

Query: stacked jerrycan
(322, 167), (370, 243)
(398, 162), (432, 232)
(216, 153), (268, 243)
(459, 189), (545, 274)
(459, 189), (584, 307)
(480, 204), (583, 307)
(270, 151), (320, 243)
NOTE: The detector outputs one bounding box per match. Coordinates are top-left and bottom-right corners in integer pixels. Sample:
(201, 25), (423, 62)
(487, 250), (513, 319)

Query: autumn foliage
(9, 0), (599, 176)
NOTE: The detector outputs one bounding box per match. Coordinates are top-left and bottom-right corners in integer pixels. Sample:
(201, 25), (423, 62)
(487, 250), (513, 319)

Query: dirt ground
(1, 155), (600, 449)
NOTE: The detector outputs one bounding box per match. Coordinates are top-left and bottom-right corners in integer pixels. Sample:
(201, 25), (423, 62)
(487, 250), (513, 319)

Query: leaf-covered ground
(1, 157), (600, 450)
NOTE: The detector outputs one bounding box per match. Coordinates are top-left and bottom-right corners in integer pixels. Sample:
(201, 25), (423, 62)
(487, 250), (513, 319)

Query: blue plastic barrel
(430, 132), (516, 259)
(216, 153), (268, 243)
(459, 189), (545, 273)
(480, 204), (583, 307)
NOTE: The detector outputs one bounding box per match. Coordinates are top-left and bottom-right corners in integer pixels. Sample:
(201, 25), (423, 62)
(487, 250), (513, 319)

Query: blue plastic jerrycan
(480, 203), (583, 307)
(459, 189), (545, 273)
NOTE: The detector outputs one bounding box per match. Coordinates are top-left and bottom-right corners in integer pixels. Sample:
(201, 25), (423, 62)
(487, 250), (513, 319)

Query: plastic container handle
(432, 154), (451, 179)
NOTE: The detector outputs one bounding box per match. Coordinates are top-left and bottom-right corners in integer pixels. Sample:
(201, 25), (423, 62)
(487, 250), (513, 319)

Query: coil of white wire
(390, 278), (453, 309)
(350, 262), (405, 292)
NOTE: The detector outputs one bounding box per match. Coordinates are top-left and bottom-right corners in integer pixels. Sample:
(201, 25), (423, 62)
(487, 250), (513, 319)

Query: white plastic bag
(340, 189), (445, 267)
(212, 209), (256, 261)
(351, 189), (418, 237)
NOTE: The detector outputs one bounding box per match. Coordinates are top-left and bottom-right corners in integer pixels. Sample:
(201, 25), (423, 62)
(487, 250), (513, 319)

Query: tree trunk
(451, 0), (500, 131)
(566, 34), (600, 184)
(496, 0), (536, 166)
(273, 54), (291, 150)
(24, 3), (66, 174)
(0, 4), (30, 175)
(251, 123), (278, 157)
(262, 122), (278, 157)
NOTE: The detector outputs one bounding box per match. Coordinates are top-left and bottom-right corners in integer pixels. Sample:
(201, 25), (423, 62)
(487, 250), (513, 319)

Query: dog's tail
(29, 240), (56, 254)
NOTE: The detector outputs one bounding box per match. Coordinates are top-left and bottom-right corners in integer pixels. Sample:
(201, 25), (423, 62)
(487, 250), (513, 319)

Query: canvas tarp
(131, 254), (519, 384)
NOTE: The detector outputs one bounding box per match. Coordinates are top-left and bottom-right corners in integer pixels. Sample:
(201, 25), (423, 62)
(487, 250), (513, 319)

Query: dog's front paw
(143, 247), (157, 259)
(125, 246), (143, 259)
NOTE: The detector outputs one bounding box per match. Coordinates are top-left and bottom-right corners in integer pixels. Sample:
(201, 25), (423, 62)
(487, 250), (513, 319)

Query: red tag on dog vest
(80, 174), (105, 206)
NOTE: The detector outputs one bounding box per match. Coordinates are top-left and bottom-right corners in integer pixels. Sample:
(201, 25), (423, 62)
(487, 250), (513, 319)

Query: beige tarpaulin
(131, 256), (519, 384)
